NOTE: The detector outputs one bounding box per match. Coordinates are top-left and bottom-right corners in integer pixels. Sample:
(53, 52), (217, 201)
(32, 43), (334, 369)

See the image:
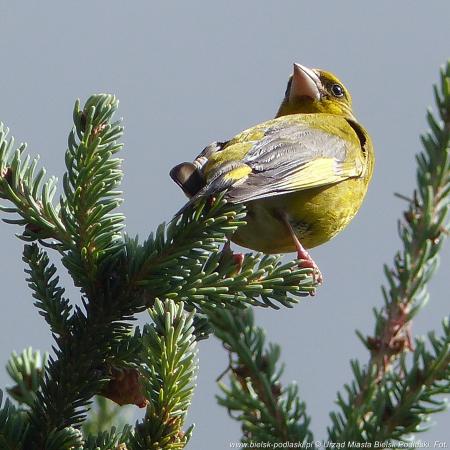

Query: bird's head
(276, 63), (355, 120)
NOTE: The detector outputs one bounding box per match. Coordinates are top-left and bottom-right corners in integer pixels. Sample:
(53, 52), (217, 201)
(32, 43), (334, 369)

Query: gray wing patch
(243, 123), (347, 171)
(226, 123), (354, 203)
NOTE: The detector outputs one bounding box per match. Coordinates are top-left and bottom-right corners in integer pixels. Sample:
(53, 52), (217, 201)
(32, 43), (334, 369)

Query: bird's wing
(195, 119), (366, 204)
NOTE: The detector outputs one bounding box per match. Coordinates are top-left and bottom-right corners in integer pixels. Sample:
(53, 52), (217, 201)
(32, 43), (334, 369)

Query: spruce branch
(6, 348), (48, 408)
(372, 319), (449, 441)
(211, 308), (313, 445)
(43, 426), (84, 450)
(124, 196), (316, 312)
(18, 95), (142, 450)
(191, 313), (214, 341)
(75, 426), (131, 450)
(129, 299), (198, 450)
(123, 194), (247, 297)
(0, 124), (69, 246)
(163, 251), (316, 310)
(0, 390), (28, 450)
(23, 279), (146, 449)
(368, 61), (450, 375)
(60, 94), (125, 292)
(328, 320), (449, 443)
(22, 244), (72, 339)
(327, 61), (450, 442)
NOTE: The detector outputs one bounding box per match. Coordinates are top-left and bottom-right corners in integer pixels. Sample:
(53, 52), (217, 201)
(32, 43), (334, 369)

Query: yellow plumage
(170, 63), (374, 281)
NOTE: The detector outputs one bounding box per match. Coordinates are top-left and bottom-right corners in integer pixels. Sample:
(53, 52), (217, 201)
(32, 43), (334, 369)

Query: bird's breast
(231, 177), (369, 253)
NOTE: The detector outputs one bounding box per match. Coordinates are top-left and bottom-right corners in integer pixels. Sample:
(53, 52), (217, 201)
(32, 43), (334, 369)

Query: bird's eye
(330, 83), (344, 97)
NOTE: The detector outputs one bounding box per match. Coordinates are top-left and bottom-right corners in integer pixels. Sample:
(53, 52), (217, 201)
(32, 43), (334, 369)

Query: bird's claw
(218, 241), (244, 275)
(299, 258), (323, 285)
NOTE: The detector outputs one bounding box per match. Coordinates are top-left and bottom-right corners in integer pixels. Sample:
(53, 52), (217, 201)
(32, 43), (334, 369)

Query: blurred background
(0, 1), (449, 446)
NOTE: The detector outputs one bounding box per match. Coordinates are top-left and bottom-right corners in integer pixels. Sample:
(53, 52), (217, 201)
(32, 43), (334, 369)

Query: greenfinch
(170, 63), (374, 282)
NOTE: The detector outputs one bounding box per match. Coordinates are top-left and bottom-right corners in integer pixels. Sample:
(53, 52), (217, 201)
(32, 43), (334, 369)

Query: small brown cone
(101, 367), (148, 408)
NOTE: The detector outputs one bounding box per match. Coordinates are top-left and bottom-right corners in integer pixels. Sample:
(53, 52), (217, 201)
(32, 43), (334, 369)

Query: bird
(170, 63), (374, 283)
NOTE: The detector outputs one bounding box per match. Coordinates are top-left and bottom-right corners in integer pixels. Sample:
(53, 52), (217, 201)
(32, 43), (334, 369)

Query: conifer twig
(328, 60), (450, 443)
(0, 390), (28, 449)
(60, 95), (125, 293)
(6, 348), (48, 408)
(0, 125), (70, 248)
(123, 197), (317, 311)
(367, 61), (450, 375)
(20, 96), (145, 450)
(210, 308), (313, 445)
(128, 299), (197, 450)
(1, 92), (315, 449)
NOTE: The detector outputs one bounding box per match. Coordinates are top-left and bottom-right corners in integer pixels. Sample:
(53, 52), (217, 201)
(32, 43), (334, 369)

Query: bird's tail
(169, 162), (205, 198)
(169, 141), (229, 217)
(169, 162), (208, 217)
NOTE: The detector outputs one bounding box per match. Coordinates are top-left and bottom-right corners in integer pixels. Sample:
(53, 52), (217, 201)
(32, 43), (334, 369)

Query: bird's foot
(219, 241), (244, 275)
(296, 247), (323, 286)
(232, 252), (245, 273)
(298, 255), (323, 284)
(277, 211), (323, 288)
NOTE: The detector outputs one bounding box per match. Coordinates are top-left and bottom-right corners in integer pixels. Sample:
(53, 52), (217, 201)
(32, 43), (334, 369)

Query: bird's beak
(289, 63), (322, 101)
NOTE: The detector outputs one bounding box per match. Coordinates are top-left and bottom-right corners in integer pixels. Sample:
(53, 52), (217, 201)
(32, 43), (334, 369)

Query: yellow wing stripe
(223, 165), (252, 182)
(275, 157), (362, 192)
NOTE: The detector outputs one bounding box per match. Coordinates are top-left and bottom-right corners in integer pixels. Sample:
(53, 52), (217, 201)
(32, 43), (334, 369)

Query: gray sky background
(0, 1), (449, 447)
